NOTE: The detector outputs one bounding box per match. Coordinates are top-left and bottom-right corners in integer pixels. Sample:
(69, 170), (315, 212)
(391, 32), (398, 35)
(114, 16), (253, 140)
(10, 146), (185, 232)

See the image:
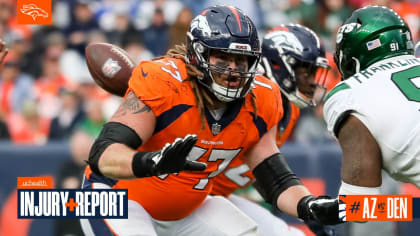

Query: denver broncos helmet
(261, 24), (330, 107)
(335, 5), (414, 79)
(186, 5), (261, 102)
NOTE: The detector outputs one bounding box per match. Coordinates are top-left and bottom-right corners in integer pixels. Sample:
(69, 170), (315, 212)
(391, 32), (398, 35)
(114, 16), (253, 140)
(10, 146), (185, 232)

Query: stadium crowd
(0, 0), (418, 145)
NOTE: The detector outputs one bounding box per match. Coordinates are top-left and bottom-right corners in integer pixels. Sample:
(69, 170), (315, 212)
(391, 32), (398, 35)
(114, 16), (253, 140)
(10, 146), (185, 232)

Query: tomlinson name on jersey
(18, 189), (128, 218)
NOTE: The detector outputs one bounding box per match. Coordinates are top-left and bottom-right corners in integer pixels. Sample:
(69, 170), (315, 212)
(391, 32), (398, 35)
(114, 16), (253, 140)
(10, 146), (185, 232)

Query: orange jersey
(84, 57), (282, 220)
(275, 98), (300, 147)
(211, 97), (300, 197)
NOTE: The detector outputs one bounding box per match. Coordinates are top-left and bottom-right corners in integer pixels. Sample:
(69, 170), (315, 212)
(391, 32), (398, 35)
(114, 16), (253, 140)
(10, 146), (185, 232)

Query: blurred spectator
(6, 100), (50, 144)
(56, 130), (92, 189)
(35, 33), (75, 119)
(168, 7), (193, 49)
(86, 29), (108, 44)
(0, 114), (10, 139)
(74, 81), (121, 120)
(259, 0), (293, 29)
(142, 8), (170, 57)
(133, 0), (183, 30)
(94, 0), (141, 45)
(316, 0), (353, 51)
(64, 0), (99, 56)
(0, 1), (13, 25)
(104, 12), (140, 45)
(0, 53), (34, 115)
(55, 130), (92, 236)
(59, 30), (103, 85)
(78, 98), (106, 138)
(122, 35), (154, 65)
(181, 0), (207, 15)
(4, 28), (35, 76)
(285, 0), (318, 28)
(53, 0), (72, 29)
(0, 37), (7, 65)
(388, 0), (420, 41)
(48, 89), (85, 140)
(205, 0), (263, 29)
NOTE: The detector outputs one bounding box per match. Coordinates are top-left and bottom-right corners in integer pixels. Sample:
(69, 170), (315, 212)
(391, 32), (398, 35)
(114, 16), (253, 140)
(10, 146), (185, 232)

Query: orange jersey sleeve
(127, 58), (191, 117)
(251, 75), (283, 131)
(276, 100), (300, 147)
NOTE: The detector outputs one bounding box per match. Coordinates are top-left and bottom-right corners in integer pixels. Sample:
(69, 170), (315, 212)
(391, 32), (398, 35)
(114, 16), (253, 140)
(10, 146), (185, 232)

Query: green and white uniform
(324, 55), (420, 187)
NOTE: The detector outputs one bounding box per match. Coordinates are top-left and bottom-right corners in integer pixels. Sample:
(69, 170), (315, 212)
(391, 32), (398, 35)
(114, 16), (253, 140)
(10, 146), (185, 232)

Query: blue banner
(17, 189), (128, 219)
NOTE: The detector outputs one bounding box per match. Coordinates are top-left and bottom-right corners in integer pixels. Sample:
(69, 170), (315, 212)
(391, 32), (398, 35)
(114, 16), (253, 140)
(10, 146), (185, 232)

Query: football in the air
(85, 42), (134, 97)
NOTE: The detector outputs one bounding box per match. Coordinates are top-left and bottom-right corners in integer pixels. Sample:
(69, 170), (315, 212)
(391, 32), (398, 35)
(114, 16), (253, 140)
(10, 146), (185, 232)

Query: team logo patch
(211, 123), (221, 135)
(264, 30), (304, 56)
(17, 0), (52, 25)
(102, 58), (122, 78)
(20, 4), (48, 20)
(190, 15), (212, 37)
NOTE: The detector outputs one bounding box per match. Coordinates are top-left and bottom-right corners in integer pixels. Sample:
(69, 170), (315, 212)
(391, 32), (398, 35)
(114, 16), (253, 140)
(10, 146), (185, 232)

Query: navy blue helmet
(187, 5), (261, 102)
(261, 24), (330, 107)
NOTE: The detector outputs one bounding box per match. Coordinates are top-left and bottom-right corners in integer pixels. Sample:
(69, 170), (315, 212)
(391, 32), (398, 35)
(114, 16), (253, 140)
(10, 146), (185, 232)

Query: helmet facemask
(262, 49), (329, 108)
(284, 58), (329, 108)
(186, 5), (261, 103)
(192, 42), (261, 102)
(261, 24), (330, 108)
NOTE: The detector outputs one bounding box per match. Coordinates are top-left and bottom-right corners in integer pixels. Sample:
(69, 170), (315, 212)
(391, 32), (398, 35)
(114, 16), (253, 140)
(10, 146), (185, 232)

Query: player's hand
(298, 195), (342, 225)
(0, 39), (8, 65)
(150, 134), (206, 175)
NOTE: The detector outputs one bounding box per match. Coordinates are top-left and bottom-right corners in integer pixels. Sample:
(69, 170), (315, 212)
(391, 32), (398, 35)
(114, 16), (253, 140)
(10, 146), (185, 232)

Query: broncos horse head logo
(20, 4), (49, 21)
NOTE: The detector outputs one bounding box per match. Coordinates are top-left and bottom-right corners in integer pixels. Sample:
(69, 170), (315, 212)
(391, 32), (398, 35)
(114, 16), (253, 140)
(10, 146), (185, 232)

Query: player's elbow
(87, 122), (144, 177)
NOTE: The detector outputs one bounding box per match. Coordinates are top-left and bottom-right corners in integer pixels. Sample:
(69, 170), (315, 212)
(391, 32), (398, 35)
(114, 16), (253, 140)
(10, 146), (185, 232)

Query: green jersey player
(324, 5), (420, 196)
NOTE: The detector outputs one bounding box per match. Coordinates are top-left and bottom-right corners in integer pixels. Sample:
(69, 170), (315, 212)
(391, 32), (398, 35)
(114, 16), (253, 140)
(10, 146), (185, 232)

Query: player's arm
(244, 125), (310, 217)
(88, 91), (206, 179)
(336, 115), (382, 194)
(0, 39), (8, 65)
(244, 125), (340, 225)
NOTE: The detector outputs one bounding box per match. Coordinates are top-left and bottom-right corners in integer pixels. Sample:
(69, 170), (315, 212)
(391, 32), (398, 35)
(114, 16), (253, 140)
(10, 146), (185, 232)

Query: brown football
(85, 43), (134, 97)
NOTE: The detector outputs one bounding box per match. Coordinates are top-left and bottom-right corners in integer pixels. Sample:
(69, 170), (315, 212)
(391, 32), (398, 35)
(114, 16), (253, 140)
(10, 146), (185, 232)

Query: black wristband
(132, 152), (157, 178)
(297, 195), (315, 221)
(252, 153), (302, 207)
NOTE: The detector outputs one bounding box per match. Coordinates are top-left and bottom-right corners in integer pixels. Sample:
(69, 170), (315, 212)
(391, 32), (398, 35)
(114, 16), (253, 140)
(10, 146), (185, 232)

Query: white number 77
(158, 59), (182, 82)
(187, 146), (242, 190)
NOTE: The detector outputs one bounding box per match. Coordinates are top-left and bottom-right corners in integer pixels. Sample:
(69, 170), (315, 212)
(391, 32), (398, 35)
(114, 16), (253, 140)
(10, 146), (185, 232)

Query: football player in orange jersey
(81, 5), (340, 236)
(211, 24), (334, 236)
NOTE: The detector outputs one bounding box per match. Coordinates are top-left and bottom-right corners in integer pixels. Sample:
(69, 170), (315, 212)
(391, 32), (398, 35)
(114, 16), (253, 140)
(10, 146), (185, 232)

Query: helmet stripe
(269, 26), (289, 33)
(226, 6), (242, 32)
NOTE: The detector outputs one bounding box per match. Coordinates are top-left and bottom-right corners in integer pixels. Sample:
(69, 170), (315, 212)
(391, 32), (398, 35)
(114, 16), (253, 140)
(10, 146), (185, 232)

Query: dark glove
(132, 134), (207, 177)
(298, 195), (342, 225)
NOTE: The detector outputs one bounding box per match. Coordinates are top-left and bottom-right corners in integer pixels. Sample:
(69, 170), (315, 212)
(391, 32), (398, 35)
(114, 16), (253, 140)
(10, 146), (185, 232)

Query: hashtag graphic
(349, 201), (360, 213)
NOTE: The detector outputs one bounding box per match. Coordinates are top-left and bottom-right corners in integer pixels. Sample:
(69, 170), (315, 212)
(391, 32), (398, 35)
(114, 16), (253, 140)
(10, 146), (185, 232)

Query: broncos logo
(264, 30), (304, 56)
(20, 4), (49, 21)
